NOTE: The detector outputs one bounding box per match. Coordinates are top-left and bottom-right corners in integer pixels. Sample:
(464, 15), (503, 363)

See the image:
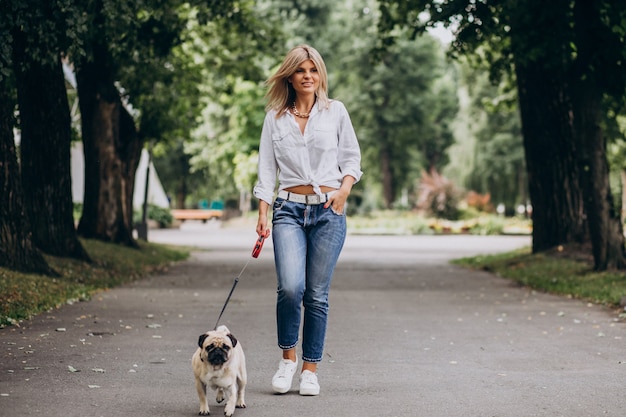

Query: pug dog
(192, 325), (247, 416)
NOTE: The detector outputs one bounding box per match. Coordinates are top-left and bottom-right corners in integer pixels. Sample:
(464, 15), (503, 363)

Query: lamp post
(137, 142), (152, 241)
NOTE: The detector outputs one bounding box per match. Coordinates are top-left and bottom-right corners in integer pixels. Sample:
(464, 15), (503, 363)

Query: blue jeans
(271, 198), (347, 363)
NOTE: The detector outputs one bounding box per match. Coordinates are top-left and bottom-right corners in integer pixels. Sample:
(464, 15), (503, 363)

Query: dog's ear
(198, 333), (209, 348)
(227, 333), (238, 347)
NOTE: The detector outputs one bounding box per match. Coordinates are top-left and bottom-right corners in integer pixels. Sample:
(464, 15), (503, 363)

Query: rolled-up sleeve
(337, 103), (363, 183)
(253, 113), (278, 205)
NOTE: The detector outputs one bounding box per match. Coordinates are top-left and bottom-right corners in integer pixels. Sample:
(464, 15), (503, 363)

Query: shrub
(415, 169), (461, 220)
(465, 191), (494, 213)
(133, 204), (173, 228)
(470, 216), (506, 235)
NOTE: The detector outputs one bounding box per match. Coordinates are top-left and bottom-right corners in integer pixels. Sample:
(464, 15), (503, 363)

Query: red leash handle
(214, 235), (266, 329)
(252, 235), (265, 258)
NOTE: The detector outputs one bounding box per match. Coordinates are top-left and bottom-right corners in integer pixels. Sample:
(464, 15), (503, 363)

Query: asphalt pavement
(1, 221), (625, 417)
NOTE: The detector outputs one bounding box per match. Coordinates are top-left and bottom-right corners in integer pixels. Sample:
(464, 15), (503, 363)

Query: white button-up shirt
(253, 100), (363, 205)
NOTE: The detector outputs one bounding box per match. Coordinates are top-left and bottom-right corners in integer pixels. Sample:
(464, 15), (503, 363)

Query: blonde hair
(265, 44), (330, 115)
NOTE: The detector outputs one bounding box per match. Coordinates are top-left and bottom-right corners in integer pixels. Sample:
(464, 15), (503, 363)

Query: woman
(254, 44), (362, 396)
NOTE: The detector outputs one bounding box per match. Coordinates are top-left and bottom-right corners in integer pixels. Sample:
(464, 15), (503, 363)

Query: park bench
(171, 209), (223, 223)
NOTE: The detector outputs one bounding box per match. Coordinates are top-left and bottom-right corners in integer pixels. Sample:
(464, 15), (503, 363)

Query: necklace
(291, 102), (312, 118)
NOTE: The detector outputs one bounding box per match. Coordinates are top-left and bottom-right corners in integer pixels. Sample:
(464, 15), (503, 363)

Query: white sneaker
(272, 358), (298, 394)
(299, 370), (320, 396)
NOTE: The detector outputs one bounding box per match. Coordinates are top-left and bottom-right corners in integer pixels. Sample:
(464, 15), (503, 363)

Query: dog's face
(198, 329), (238, 367)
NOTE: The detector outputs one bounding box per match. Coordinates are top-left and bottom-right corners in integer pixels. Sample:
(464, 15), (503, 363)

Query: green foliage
(133, 204), (173, 228)
(465, 63), (525, 211)
(0, 239), (188, 327)
(327, 1), (459, 207)
(151, 1), (284, 206)
(467, 215), (505, 236)
(377, 0), (626, 109)
(0, 0), (87, 75)
(73, 202), (83, 222)
(152, 139), (205, 208)
(185, 78), (267, 203)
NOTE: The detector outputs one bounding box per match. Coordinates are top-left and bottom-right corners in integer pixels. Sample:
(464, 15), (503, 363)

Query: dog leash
(213, 235), (266, 330)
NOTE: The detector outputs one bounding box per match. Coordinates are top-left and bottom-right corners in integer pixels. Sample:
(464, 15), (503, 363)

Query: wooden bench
(171, 209), (223, 223)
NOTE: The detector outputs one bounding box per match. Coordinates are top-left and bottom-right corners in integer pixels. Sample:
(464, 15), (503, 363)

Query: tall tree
(75, 0), (157, 247)
(569, 0), (625, 269)
(0, 74), (56, 275)
(355, 33), (458, 208)
(9, 0), (90, 261)
(75, 38), (142, 247)
(507, 0), (588, 251)
(378, 0), (626, 269)
(0, 4), (51, 274)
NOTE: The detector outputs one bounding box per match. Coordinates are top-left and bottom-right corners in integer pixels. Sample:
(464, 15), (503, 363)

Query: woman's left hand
(324, 189), (349, 215)
(324, 176), (356, 215)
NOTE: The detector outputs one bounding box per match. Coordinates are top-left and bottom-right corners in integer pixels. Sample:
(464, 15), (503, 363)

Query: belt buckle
(306, 194), (321, 205)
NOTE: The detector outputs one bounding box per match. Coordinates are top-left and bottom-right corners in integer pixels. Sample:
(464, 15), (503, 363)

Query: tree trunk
(75, 46), (142, 248)
(571, 0), (625, 270)
(572, 80), (625, 269)
(514, 61), (587, 251)
(505, 0), (588, 251)
(0, 78), (56, 275)
(121, 107), (143, 234)
(11, 30), (90, 261)
(517, 163), (529, 217)
(175, 179), (186, 209)
(620, 170), (626, 225)
(380, 142), (394, 209)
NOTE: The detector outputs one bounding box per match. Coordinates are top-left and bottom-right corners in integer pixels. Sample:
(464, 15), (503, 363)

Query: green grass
(0, 239), (189, 327)
(453, 248), (626, 309)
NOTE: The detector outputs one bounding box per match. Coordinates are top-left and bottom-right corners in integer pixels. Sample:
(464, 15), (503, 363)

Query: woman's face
(288, 59), (319, 97)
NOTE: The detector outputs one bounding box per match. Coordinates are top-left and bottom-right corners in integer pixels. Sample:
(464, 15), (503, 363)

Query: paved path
(1, 222), (625, 417)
